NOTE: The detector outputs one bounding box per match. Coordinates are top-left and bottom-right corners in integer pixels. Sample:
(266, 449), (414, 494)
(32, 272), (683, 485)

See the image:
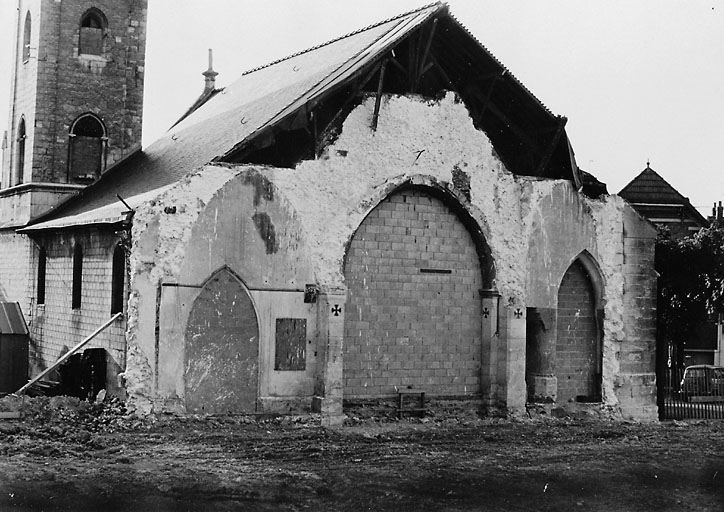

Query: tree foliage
(656, 223), (724, 351)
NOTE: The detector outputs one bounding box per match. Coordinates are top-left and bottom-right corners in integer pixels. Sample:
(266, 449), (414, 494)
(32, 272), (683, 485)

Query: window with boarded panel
(69, 114), (104, 181)
(275, 318), (306, 371)
(79, 10), (105, 56)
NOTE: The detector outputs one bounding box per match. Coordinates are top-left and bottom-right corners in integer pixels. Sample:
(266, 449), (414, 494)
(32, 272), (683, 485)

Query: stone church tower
(1, 0), (147, 226)
(0, 0), (147, 314)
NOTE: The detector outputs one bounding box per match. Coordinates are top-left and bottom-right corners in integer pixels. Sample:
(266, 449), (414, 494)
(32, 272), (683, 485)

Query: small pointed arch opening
(570, 250), (605, 309)
(68, 113), (106, 182)
(555, 251), (604, 403)
(79, 8), (107, 56)
(110, 244), (126, 314)
(22, 11), (31, 62)
(15, 117), (26, 186)
(72, 243), (83, 310)
(184, 266), (260, 414)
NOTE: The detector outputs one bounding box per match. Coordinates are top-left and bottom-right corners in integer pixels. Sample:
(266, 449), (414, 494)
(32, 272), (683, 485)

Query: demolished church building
(0, 1), (658, 420)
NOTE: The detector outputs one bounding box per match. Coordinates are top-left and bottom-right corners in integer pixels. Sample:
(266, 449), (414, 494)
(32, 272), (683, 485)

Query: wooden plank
(413, 18), (438, 92)
(275, 318), (307, 371)
(16, 312), (122, 395)
(371, 60), (388, 131)
(691, 395), (724, 403)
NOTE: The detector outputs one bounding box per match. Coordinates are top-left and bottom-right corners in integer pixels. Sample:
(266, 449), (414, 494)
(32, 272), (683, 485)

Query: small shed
(0, 302), (29, 393)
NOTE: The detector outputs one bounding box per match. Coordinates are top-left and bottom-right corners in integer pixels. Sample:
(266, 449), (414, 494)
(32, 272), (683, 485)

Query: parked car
(679, 365), (724, 402)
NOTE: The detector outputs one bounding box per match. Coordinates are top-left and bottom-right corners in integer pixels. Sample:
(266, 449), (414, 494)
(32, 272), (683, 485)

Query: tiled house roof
(619, 165), (708, 231)
(619, 166), (688, 205)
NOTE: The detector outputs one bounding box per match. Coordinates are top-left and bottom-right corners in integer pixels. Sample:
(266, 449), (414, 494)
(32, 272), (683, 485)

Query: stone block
(528, 374), (557, 402)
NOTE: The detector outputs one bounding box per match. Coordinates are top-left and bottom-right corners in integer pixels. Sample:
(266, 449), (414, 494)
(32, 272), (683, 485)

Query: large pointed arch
(342, 182), (492, 398)
(184, 266), (260, 413)
(343, 177), (495, 289)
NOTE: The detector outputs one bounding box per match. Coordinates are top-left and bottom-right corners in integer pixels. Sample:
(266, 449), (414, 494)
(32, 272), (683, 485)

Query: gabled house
(620, 165), (719, 369)
(0, 1), (658, 420)
(619, 164), (709, 239)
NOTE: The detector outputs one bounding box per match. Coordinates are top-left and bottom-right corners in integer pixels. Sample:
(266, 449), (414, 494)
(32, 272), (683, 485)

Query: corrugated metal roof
(24, 1), (574, 231)
(0, 302), (29, 335)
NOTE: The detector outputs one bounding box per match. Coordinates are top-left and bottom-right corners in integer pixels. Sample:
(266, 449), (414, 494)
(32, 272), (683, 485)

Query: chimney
(202, 48), (218, 91)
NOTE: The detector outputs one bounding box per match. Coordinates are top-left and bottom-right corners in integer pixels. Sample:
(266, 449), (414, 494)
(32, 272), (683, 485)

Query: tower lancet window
(16, 117), (26, 186)
(22, 12), (31, 62)
(79, 9), (107, 56)
(68, 114), (106, 182)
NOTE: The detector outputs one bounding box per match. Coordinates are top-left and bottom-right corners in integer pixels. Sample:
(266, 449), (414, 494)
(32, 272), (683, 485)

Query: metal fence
(659, 365), (724, 420)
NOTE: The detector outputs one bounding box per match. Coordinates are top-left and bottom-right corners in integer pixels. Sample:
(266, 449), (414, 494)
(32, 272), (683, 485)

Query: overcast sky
(1, 0), (723, 214)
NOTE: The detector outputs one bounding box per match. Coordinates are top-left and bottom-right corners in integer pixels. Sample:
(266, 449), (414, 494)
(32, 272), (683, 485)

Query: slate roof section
(619, 165), (708, 228)
(619, 166), (689, 205)
(23, 2), (574, 232)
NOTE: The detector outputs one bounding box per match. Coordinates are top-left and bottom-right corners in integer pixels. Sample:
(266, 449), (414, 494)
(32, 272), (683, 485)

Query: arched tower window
(15, 117), (26, 186)
(69, 114), (106, 182)
(72, 243), (83, 310)
(22, 12), (31, 62)
(110, 244), (126, 314)
(37, 247), (47, 305)
(79, 9), (107, 56)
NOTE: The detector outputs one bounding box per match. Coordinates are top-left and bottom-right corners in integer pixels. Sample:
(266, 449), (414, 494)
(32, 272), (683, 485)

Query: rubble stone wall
(126, 92), (657, 419)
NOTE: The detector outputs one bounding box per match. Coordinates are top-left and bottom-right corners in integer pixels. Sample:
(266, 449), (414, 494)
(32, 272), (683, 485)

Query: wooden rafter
(428, 54), (454, 90)
(413, 18), (438, 92)
(389, 56), (407, 75)
(407, 33), (418, 91)
(477, 71), (505, 119)
(534, 116), (567, 176)
(484, 101), (539, 152)
(314, 61), (383, 152)
(371, 59), (389, 131)
(465, 70), (509, 84)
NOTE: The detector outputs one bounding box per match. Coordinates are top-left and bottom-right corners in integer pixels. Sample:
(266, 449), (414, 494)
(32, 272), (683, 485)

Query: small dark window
(79, 10), (106, 56)
(72, 244), (83, 309)
(275, 318), (307, 371)
(22, 12), (31, 62)
(37, 247), (46, 305)
(69, 114), (105, 181)
(111, 245), (126, 314)
(16, 118), (26, 186)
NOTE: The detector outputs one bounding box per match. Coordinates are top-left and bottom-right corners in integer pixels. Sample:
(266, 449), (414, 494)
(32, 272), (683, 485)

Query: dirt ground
(0, 396), (722, 511)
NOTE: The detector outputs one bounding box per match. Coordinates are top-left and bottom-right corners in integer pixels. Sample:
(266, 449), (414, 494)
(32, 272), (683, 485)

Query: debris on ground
(0, 395), (722, 511)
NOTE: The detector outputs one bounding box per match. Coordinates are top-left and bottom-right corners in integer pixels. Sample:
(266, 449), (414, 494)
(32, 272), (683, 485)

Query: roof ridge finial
(646, 158), (650, 169)
(203, 48), (218, 91)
